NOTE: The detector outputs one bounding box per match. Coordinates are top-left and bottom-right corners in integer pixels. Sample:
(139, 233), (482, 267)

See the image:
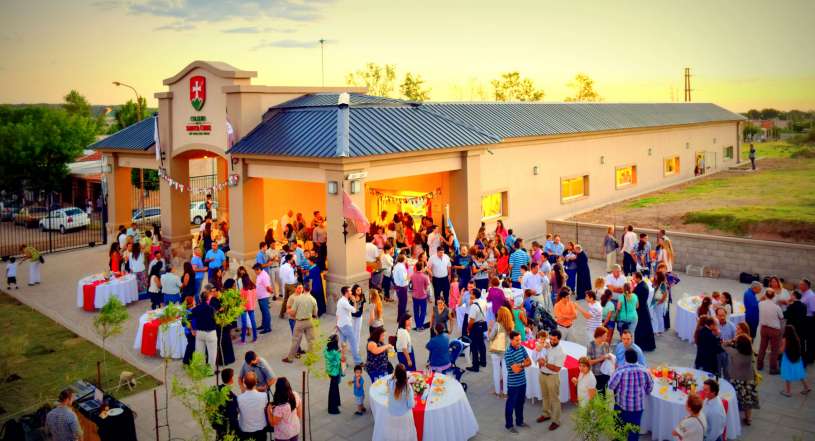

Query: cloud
(221, 26), (297, 34)
(252, 39), (325, 50)
(155, 21), (196, 31)
(91, 0), (121, 11)
(128, 0), (333, 22)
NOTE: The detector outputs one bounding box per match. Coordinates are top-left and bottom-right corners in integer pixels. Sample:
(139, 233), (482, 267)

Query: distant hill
(2, 103), (158, 117)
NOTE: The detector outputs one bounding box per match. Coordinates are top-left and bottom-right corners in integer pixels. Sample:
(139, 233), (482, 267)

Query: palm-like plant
(93, 296), (128, 383)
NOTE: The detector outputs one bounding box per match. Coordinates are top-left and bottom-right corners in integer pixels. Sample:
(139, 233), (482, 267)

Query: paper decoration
(157, 168), (238, 195)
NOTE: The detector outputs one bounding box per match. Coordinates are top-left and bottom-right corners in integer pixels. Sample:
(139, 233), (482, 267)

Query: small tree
(93, 296), (129, 382)
(214, 288), (245, 380)
(491, 72), (544, 102)
(346, 63), (397, 97)
(572, 392), (639, 441)
(564, 73), (602, 102)
(400, 73), (431, 102)
(298, 317), (328, 441)
(172, 352), (238, 441)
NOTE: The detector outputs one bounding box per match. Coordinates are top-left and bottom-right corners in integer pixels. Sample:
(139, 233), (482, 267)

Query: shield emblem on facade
(189, 75), (206, 111)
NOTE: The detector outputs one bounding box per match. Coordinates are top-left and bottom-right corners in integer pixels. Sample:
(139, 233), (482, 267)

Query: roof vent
(336, 93), (351, 157)
(338, 92), (350, 107)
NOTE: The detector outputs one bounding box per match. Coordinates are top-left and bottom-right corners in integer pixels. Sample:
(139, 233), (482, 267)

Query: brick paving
(4, 246), (813, 440)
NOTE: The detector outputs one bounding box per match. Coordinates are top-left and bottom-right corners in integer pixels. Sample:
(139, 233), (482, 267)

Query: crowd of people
(28, 204), (815, 441)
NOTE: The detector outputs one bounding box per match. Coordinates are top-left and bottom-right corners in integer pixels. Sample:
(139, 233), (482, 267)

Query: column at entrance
(449, 150), (482, 245)
(103, 153), (134, 240)
(324, 168), (369, 315)
(160, 156), (191, 266)
(227, 158), (265, 268)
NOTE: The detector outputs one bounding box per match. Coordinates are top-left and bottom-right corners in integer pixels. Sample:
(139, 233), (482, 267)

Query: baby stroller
(532, 303), (558, 333)
(445, 338), (469, 392)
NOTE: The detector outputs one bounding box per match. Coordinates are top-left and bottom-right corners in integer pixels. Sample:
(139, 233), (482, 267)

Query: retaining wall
(545, 220), (815, 282)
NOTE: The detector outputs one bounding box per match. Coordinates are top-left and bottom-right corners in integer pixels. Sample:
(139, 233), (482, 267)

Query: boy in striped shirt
(504, 330), (531, 433)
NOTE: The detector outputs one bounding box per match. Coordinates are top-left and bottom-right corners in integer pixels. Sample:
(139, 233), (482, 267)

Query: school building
(91, 60), (745, 297)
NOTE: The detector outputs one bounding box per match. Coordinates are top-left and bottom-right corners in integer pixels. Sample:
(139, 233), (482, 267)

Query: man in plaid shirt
(609, 349), (653, 441)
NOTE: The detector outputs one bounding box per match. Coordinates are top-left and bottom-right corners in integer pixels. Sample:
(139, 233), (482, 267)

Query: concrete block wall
(545, 220), (815, 282)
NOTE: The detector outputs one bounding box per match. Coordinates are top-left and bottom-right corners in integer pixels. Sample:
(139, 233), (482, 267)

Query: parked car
(190, 201), (218, 225)
(0, 204), (21, 222)
(39, 207), (90, 233)
(13, 207), (49, 228)
(131, 203), (217, 226)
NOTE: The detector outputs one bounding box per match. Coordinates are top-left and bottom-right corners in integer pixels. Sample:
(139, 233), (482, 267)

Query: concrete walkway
(4, 246), (813, 440)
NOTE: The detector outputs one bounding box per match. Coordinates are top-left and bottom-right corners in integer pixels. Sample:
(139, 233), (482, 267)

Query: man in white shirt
(278, 255), (298, 319)
(280, 209), (293, 236)
(757, 289), (784, 374)
(428, 247), (451, 304)
(427, 226), (441, 256)
(159, 265), (183, 303)
(466, 288), (488, 372)
(701, 379), (726, 441)
(621, 225), (638, 276)
(335, 286), (361, 364)
(379, 244), (395, 301)
(365, 240), (380, 264)
(237, 372), (268, 438)
(536, 329), (565, 430)
(605, 264), (627, 301)
(392, 255), (410, 320)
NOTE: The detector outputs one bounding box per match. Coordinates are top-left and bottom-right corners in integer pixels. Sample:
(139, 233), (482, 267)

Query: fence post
(153, 389), (160, 441)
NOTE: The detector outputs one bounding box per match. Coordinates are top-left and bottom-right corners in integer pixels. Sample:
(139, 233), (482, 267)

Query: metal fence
(128, 173), (221, 232)
(0, 202), (106, 258)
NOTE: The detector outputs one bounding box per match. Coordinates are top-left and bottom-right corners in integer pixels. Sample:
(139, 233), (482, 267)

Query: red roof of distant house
(760, 120), (774, 129)
(77, 151), (101, 162)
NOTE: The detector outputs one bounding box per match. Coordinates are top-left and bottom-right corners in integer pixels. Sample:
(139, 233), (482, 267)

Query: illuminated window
(481, 191), (507, 220)
(561, 175), (589, 202)
(723, 146), (734, 160)
(615, 165), (637, 189)
(664, 156), (680, 176)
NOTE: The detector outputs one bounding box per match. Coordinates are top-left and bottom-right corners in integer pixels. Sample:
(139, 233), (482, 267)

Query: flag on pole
(226, 116), (237, 148)
(445, 204), (460, 253)
(343, 191), (370, 234)
(153, 115), (161, 162)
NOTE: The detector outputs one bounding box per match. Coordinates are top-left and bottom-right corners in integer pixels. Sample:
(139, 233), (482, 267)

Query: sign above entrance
(186, 115), (212, 135)
(189, 75), (206, 111)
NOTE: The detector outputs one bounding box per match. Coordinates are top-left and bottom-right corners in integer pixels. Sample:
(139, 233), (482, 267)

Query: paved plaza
(4, 246), (814, 441)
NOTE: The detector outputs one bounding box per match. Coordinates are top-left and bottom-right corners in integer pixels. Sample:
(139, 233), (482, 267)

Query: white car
(39, 207), (90, 233)
(131, 203), (217, 226)
(190, 201), (217, 225)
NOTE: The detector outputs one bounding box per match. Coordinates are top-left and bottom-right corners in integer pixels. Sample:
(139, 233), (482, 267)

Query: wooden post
(96, 361), (101, 387)
(301, 371), (306, 441)
(153, 389), (160, 441)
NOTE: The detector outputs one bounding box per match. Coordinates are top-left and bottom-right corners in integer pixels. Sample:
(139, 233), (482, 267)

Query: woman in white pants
(488, 306), (514, 396)
(20, 245), (42, 285)
(603, 227), (619, 273)
(351, 285), (366, 354)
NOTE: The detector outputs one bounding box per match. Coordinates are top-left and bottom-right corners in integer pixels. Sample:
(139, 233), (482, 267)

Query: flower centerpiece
(409, 372), (429, 396)
(677, 372), (698, 393)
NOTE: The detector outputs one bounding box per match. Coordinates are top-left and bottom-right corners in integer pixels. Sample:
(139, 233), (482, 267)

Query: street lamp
(112, 81), (143, 121)
(113, 80), (145, 217)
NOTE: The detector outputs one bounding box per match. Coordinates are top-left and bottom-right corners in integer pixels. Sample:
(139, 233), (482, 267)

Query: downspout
(336, 92), (350, 158)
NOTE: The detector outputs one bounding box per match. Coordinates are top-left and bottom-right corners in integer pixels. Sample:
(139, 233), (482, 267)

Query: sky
(0, 0), (813, 112)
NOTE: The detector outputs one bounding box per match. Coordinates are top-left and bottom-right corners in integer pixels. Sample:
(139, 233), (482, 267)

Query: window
(724, 145), (734, 160)
(561, 175), (589, 202)
(615, 165), (637, 189)
(481, 191), (507, 220)
(664, 156), (680, 176)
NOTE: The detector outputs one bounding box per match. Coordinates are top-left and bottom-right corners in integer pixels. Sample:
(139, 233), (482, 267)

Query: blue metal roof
(421, 103), (745, 139)
(273, 93), (408, 109)
(90, 116), (155, 151)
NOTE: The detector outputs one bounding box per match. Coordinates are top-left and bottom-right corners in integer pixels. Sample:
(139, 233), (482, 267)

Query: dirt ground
(569, 158), (814, 243)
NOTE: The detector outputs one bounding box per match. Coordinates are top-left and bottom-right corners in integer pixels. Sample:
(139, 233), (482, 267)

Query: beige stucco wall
(478, 122), (739, 241)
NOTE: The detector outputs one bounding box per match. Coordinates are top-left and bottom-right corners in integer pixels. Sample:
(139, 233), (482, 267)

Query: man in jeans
(192, 286), (218, 369)
(609, 349), (654, 441)
(504, 331), (531, 433)
(253, 264), (273, 334)
(336, 286), (361, 365)
(278, 254), (298, 318)
(282, 283), (317, 363)
(428, 247), (451, 304)
(536, 329), (564, 431)
(466, 288), (488, 372)
(379, 244), (394, 302)
(392, 254), (410, 320)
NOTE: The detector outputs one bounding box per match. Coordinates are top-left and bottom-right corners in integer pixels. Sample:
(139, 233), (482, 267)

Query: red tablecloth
(82, 280), (105, 311)
(564, 355), (579, 403)
(140, 318), (162, 356)
(411, 372), (435, 441)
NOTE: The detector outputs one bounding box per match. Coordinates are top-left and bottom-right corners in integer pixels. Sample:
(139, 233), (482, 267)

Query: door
(694, 152), (705, 176)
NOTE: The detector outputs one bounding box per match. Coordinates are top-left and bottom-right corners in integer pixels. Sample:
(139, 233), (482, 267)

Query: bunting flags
(157, 168), (239, 195)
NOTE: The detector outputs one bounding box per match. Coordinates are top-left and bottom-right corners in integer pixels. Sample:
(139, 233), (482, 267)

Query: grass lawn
(0, 291), (160, 421)
(576, 141), (815, 242)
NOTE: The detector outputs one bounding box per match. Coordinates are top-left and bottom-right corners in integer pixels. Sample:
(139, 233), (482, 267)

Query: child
(711, 291), (722, 306)
(6, 257), (18, 290)
(593, 277), (606, 298)
(349, 364), (366, 415)
(449, 274), (461, 313)
(780, 325), (812, 397)
(324, 334), (344, 414)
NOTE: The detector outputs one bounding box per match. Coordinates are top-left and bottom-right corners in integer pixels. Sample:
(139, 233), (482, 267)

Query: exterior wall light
(350, 180), (362, 194)
(648, 147), (653, 156)
(533, 166), (539, 175)
(686, 142), (690, 149)
(327, 181), (339, 195)
(600, 155), (605, 165)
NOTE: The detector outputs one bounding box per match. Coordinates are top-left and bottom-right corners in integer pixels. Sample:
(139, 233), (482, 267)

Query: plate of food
(107, 408), (123, 417)
(432, 386), (445, 394)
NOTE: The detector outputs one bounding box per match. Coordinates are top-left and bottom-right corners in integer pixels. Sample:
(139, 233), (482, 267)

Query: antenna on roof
(684, 67), (692, 102)
(319, 38), (327, 87)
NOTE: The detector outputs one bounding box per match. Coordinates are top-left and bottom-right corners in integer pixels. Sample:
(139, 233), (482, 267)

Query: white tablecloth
(675, 296), (746, 342)
(133, 309), (186, 359)
(76, 274), (139, 309)
(640, 367), (741, 440)
(371, 373), (478, 441)
(524, 340), (586, 402)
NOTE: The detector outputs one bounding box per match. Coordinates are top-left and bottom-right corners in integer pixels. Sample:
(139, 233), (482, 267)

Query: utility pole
(319, 38), (326, 87)
(683, 67), (692, 102)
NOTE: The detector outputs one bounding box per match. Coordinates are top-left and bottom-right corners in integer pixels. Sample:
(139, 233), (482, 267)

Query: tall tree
(400, 73), (431, 102)
(759, 108), (781, 120)
(564, 73), (602, 102)
(0, 105), (96, 192)
(111, 97), (149, 133)
(63, 90), (92, 117)
(745, 109), (761, 120)
(346, 63), (397, 97)
(490, 72), (544, 102)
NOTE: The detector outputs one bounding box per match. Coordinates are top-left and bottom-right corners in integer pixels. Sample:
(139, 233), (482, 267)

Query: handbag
(264, 388), (275, 434)
(489, 326), (507, 353)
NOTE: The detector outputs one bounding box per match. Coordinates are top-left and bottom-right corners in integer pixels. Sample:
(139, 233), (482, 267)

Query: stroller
(445, 338), (470, 392)
(531, 303), (558, 333)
